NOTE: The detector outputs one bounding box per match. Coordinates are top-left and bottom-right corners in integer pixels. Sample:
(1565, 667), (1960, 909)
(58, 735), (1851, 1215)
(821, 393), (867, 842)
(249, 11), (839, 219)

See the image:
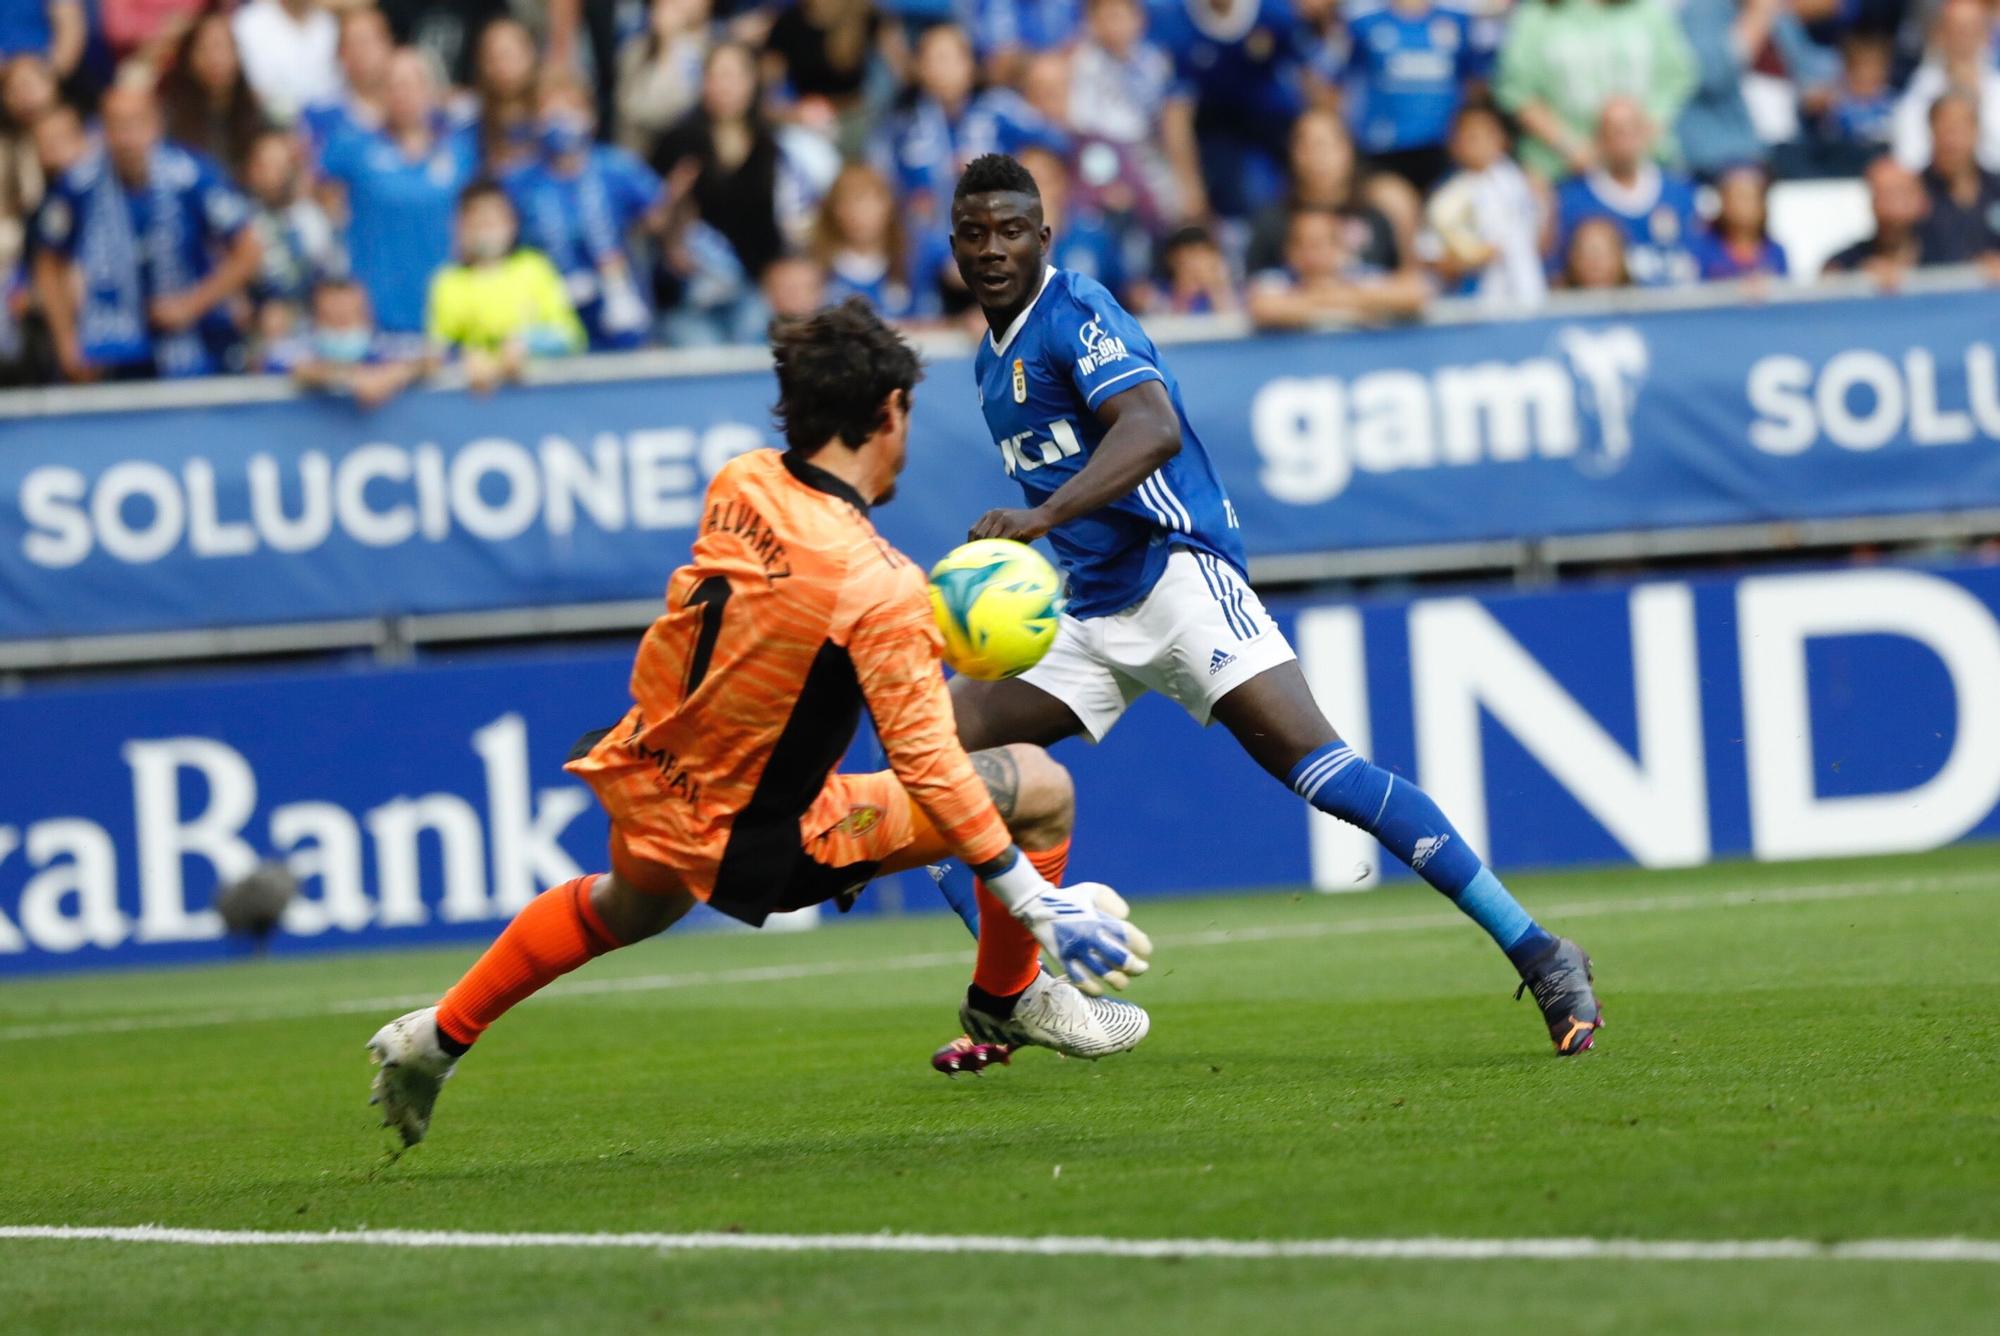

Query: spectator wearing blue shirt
(1688, 162), (1788, 280)
(1149, 0), (1316, 219)
(285, 276), (432, 404)
(873, 22), (1066, 228)
(0, 1), (83, 79)
(1342, 0), (1495, 192)
(511, 75), (667, 350)
(32, 84), (262, 381)
(300, 8), (392, 167)
(1823, 33), (1896, 154)
(1553, 97), (1701, 288)
(970, 0), (1083, 83)
(320, 48), (478, 334)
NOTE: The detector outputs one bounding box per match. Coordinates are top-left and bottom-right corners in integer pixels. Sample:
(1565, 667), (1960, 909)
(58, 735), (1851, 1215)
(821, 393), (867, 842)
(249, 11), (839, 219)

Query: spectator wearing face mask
(510, 74), (668, 350)
(33, 82), (262, 381)
(426, 180), (582, 391)
(286, 276), (430, 404)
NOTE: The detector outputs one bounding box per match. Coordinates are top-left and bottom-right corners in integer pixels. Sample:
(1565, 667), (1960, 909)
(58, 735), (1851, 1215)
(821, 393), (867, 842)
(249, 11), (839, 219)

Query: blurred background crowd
(1, 0), (1997, 398)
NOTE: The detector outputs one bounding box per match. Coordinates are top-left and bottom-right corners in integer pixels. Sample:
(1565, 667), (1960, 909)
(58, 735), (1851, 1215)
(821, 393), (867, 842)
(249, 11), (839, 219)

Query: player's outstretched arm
(846, 590), (1151, 991)
(969, 380), (1182, 542)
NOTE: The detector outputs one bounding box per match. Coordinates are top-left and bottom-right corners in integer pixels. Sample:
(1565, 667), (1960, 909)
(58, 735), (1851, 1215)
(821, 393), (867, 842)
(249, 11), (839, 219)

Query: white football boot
(367, 1006), (457, 1146)
(959, 974), (1151, 1059)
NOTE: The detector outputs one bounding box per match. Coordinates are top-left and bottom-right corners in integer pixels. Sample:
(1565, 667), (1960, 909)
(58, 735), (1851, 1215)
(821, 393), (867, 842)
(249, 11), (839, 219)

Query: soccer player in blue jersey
(935, 153), (1602, 1063)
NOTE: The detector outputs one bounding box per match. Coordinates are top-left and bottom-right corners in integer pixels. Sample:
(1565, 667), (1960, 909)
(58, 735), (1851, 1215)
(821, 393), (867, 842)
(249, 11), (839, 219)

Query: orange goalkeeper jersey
(566, 447), (1012, 905)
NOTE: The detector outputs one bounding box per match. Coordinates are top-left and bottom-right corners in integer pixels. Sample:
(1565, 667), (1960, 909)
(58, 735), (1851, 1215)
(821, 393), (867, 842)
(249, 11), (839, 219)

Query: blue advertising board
(5, 557), (1998, 975)
(5, 289), (2000, 640)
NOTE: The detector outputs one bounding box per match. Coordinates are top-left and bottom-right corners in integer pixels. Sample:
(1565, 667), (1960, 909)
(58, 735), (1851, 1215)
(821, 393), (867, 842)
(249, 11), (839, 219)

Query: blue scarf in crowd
(74, 145), (205, 374)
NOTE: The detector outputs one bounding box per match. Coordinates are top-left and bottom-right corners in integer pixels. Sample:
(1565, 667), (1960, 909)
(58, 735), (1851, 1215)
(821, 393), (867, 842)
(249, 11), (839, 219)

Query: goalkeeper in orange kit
(365, 300), (1152, 1146)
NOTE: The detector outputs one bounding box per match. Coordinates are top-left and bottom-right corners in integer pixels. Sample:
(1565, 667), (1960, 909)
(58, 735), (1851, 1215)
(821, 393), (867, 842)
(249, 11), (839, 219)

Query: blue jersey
(875, 89), (1067, 222)
(509, 146), (664, 348)
(1554, 168), (1701, 288)
(1150, 0), (1312, 129)
(973, 267), (1245, 617)
(321, 121), (477, 332)
(35, 143), (252, 375)
(1343, 4), (1494, 153)
(970, 0), (1083, 56)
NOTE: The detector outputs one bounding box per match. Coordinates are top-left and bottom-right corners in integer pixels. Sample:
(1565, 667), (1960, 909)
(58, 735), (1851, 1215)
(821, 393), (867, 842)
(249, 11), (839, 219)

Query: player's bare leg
(1210, 661), (1600, 1055)
(919, 730), (1148, 1071)
(906, 739), (1148, 1069)
(949, 673), (1088, 751)
(368, 868), (693, 1146)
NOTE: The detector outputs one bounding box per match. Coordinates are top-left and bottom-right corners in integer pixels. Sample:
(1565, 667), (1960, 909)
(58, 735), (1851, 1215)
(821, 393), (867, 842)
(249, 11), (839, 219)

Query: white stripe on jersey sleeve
(1083, 364), (1165, 408)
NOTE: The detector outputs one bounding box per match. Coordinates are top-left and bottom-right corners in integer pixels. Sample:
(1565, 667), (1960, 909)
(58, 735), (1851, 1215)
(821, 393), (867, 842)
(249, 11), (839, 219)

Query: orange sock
(971, 838), (1070, 998)
(436, 875), (623, 1047)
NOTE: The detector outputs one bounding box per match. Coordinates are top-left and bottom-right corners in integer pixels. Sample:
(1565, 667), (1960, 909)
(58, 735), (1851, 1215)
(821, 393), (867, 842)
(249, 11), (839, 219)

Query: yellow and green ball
(927, 539), (1065, 680)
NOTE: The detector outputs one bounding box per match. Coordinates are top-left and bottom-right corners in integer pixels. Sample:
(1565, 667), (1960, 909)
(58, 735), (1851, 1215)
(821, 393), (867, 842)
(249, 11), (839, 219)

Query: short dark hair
(1162, 224), (1217, 256)
(954, 152), (1039, 203)
(456, 178), (512, 213)
(769, 298), (923, 454)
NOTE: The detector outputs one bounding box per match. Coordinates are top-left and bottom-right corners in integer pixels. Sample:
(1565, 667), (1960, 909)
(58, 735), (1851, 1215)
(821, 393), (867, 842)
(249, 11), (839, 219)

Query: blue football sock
(1288, 743), (1555, 969)
(928, 861), (982, 940)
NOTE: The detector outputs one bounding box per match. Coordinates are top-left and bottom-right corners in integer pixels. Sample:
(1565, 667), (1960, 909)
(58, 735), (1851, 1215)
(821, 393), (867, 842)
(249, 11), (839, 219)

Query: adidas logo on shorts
(1209, 649), (1236, 676)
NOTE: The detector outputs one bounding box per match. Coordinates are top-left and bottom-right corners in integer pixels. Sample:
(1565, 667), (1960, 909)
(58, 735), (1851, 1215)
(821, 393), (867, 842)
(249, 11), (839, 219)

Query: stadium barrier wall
(5, 285), (2000, 643)
(4, 555), (1998, 975)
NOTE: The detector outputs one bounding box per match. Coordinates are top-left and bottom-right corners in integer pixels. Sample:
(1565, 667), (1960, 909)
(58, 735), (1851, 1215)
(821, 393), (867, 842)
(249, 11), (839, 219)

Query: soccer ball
(927, 538), (1065, 680)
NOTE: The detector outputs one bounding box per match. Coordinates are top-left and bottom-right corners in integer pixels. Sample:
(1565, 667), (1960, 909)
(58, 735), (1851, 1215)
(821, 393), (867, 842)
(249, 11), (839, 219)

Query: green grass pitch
(2, 847), (1996, 1334)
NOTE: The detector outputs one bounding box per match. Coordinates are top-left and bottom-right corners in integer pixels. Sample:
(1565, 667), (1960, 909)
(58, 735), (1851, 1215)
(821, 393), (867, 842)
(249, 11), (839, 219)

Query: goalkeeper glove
(984, 853), (1153, 995)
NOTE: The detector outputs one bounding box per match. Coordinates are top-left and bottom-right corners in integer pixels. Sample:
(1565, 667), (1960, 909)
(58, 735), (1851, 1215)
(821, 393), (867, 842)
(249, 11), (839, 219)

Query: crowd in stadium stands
(1, 0), (1998, 396)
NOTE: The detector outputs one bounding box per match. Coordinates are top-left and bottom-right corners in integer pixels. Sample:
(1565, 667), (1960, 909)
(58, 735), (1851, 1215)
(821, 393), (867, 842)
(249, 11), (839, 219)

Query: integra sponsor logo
(1075, 315), (1129, 377)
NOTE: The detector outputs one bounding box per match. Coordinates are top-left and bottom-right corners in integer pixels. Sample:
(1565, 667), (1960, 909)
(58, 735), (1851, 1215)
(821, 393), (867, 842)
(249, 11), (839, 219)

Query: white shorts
(1020, 547), (1297, 741)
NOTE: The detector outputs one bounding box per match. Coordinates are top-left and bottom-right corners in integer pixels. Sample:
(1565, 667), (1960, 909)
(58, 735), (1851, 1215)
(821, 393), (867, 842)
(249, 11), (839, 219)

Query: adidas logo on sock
(1209, 649), (1236, 675)
(1410, 834), (1450, 870)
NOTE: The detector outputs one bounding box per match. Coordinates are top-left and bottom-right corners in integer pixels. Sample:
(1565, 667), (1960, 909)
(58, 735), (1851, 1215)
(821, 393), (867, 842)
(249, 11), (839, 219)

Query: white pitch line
(0, 1224), (1996, 1264)
(0, 870), (1987, 1045)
